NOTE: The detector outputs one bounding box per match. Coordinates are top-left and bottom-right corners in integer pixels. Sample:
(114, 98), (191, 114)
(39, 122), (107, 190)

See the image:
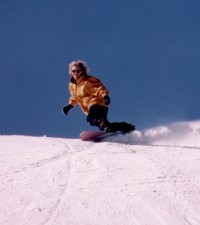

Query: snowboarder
(62, 60), (135, 133)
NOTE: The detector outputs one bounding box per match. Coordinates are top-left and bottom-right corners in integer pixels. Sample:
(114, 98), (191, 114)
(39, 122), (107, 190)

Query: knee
(87, 117), (105, 131)
(87, 116), (98, 126)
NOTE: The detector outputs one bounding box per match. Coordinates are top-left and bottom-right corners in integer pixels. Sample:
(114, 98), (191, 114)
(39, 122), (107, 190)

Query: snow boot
(106, 122), (135, 133)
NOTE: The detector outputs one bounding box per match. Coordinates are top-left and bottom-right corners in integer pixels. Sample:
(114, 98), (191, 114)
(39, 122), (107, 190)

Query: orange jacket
(68, 74), (109, 115)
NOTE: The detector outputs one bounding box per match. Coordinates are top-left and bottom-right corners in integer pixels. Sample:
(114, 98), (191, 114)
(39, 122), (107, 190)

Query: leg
(108, 122), (135, 133)
(87, 104), (135, 133)
(87, 104), (110, 131)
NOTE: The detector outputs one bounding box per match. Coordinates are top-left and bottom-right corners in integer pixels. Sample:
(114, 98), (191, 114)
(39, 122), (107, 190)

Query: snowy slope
(1, 121), (200, 225)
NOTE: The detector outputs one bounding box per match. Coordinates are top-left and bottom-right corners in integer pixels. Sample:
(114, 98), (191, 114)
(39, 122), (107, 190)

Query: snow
(1, 121), (200, 225)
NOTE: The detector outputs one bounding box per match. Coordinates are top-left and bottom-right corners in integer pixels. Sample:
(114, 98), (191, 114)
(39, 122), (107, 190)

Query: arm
(87, 76), (109, 98)
(62, 84), (77, 115)
(68, 83), (78, 106)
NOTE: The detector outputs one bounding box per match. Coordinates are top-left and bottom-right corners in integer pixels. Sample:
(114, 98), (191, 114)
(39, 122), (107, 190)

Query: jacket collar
(70, 74), (87, 84)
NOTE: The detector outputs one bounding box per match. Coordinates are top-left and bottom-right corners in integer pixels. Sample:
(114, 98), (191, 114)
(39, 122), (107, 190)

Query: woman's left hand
(103, 95), (110, 105)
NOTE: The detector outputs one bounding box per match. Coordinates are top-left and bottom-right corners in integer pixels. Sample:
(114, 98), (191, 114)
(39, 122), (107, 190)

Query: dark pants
(87, 104), (109, 129)
(87, 104), (135, 133)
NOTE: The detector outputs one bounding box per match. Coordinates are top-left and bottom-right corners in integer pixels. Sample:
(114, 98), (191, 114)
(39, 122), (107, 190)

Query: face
(71, 66), (83, 80)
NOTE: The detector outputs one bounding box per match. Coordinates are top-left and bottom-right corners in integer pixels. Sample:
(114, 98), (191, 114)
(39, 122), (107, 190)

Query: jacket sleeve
(68, 84), (77, 106)
(87, 76), (109, 98)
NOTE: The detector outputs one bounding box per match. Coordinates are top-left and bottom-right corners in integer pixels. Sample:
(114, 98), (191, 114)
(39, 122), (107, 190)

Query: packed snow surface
(1, 120), (200, 225)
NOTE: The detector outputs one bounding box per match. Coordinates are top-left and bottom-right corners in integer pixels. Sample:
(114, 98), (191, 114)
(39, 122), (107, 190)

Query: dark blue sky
(1, 0), (200, 138)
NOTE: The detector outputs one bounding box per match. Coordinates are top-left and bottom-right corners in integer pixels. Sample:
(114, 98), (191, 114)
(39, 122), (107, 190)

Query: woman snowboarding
(62, 60), (135, 133)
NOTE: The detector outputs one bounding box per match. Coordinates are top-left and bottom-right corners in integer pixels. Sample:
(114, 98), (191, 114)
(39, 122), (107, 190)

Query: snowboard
(79, 130), (117, 142)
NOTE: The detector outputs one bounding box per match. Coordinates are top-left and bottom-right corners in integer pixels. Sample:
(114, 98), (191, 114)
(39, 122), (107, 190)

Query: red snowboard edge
(80, 130), (106, 141)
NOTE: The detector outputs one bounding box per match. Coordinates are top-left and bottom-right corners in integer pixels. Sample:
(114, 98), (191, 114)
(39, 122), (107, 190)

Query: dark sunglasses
(72, 69), (81, 73)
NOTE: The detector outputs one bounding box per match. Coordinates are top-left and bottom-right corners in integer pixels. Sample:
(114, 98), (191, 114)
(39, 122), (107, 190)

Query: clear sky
(1, 0), (200, 138)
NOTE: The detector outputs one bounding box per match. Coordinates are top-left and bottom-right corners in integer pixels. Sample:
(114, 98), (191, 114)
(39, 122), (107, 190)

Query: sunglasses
(72, 69), (81, 74)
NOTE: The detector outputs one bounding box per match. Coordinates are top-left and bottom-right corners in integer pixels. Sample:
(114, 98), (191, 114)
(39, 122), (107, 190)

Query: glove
(103, 95), (110, 105)
(62, 104), (73, 115)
